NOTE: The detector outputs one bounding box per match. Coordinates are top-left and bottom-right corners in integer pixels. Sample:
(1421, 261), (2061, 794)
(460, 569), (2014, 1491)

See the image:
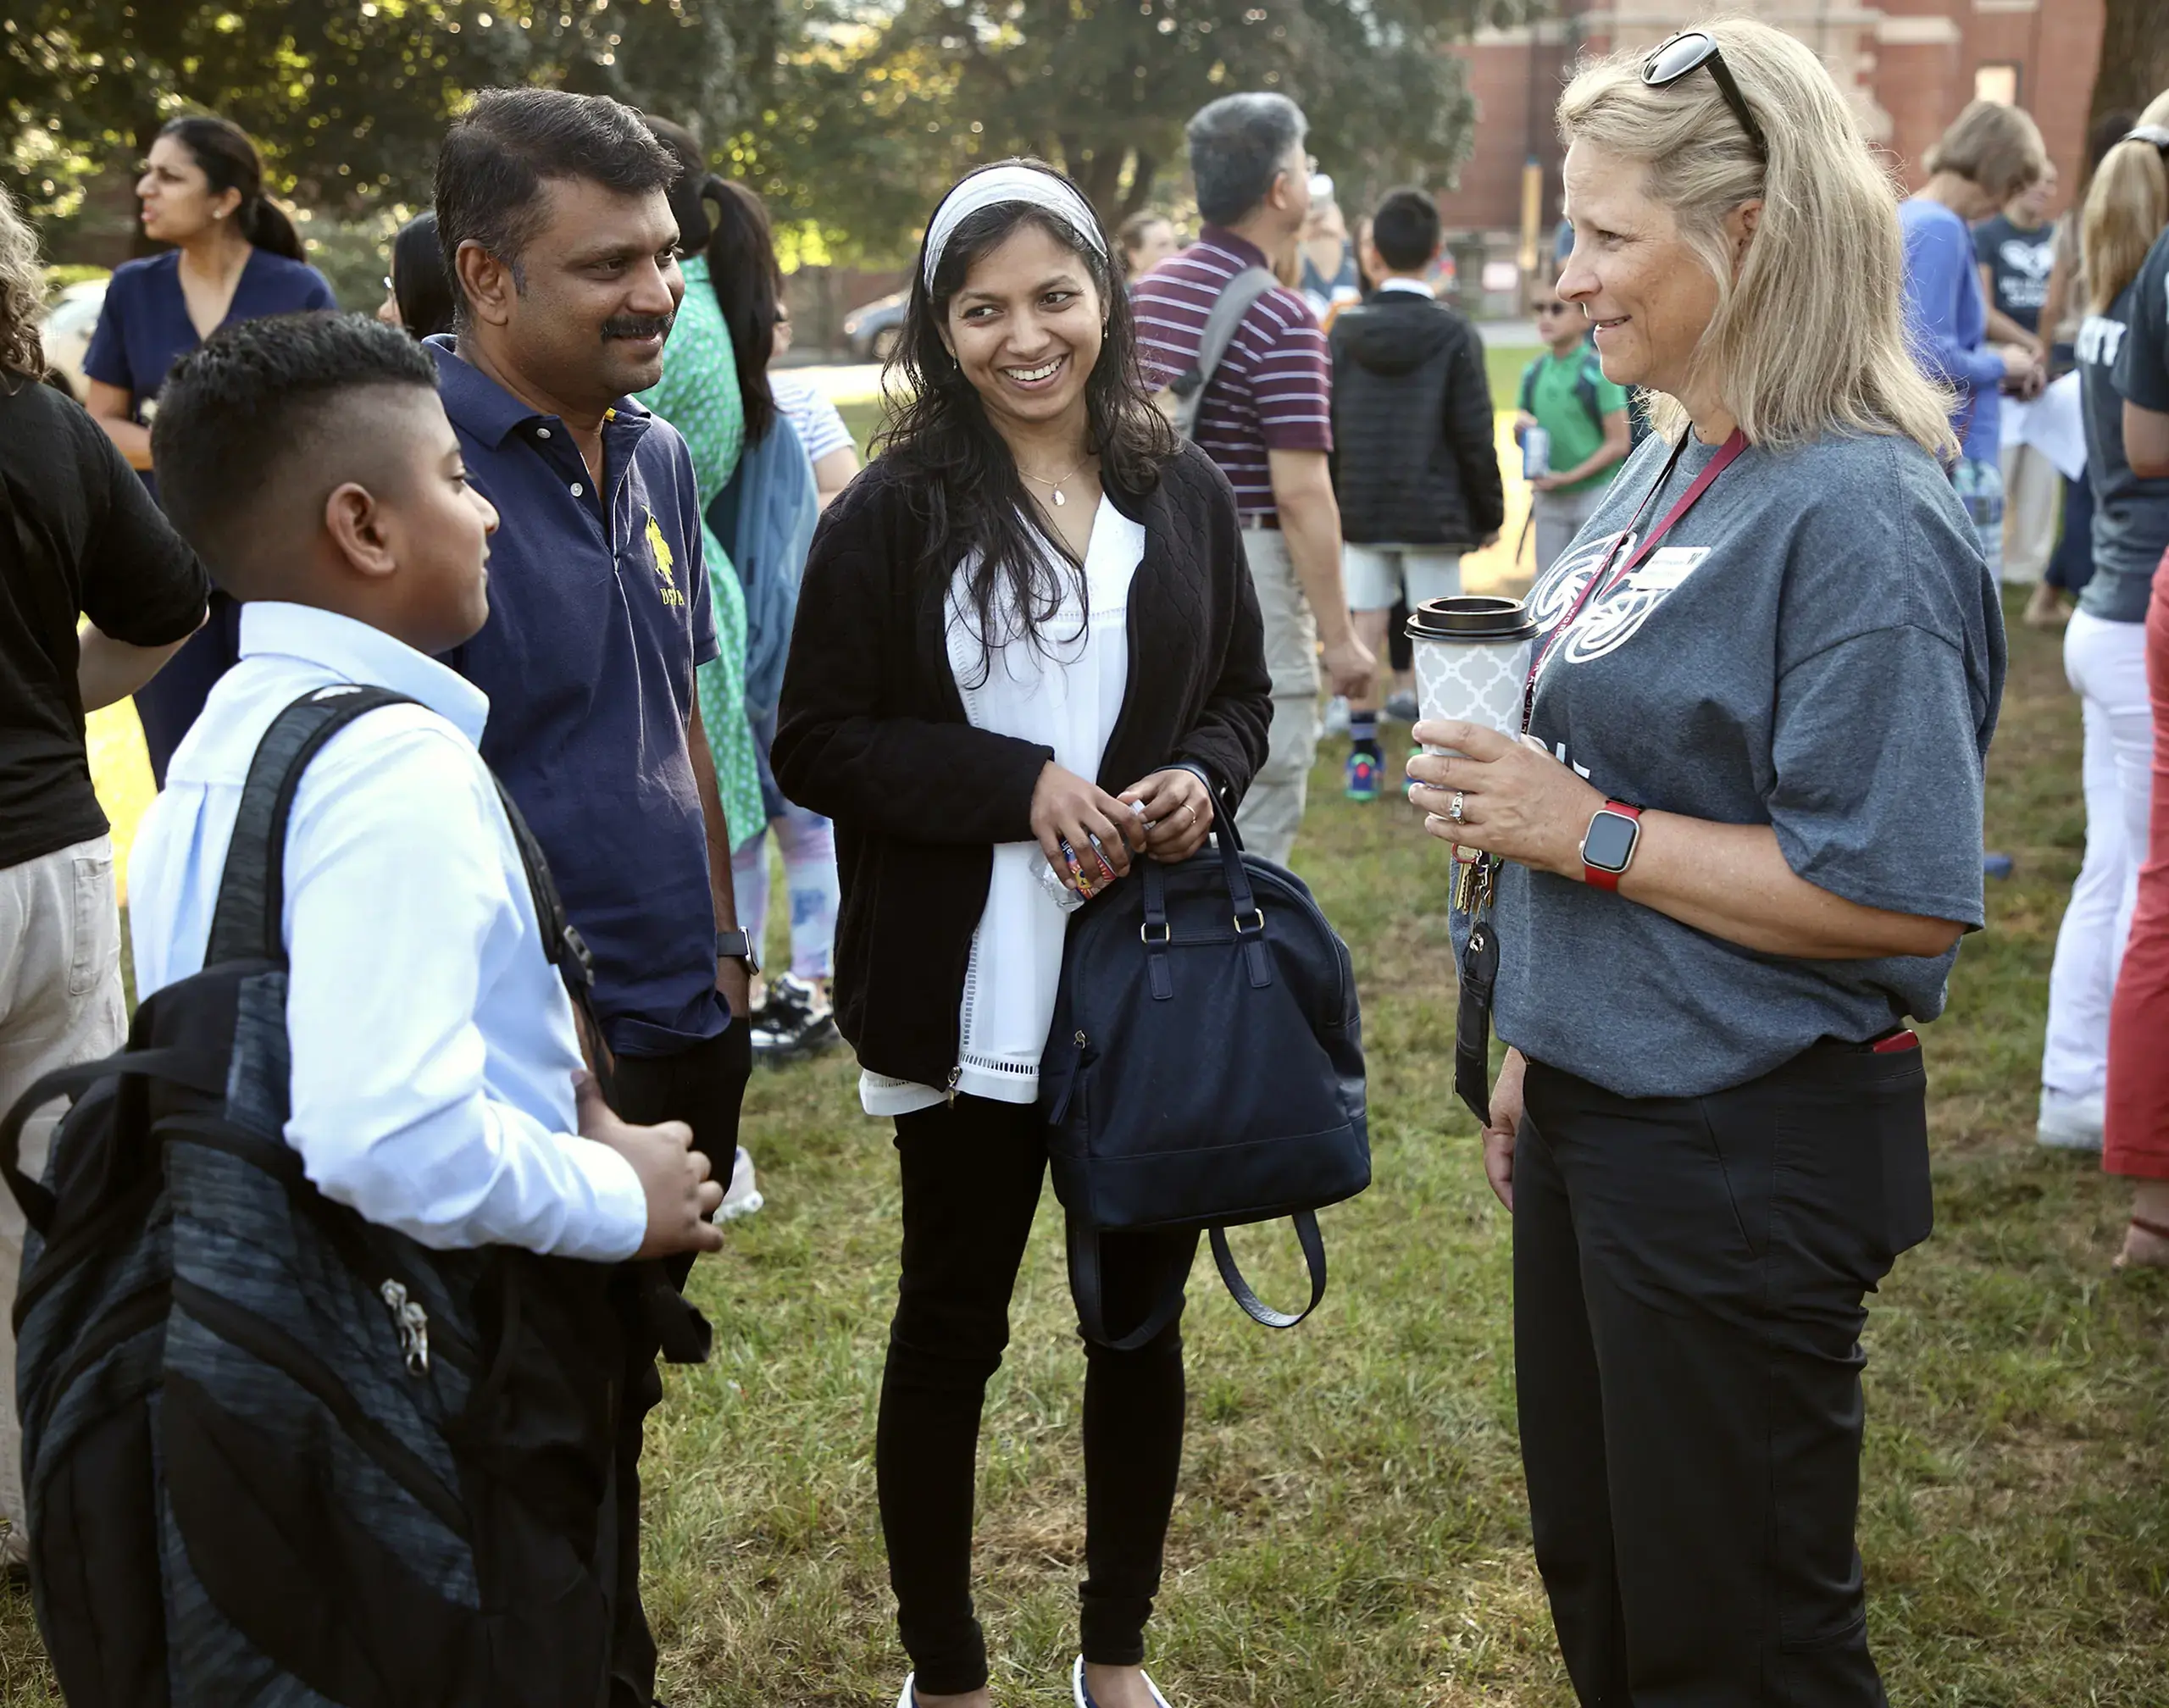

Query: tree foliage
(740, 0), (1497, 264)
(5, 0), (1498, 269)
(2, 0), (771, 224)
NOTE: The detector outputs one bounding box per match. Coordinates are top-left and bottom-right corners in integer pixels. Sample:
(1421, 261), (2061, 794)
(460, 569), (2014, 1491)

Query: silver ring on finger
(1448, 790), (1467, 824)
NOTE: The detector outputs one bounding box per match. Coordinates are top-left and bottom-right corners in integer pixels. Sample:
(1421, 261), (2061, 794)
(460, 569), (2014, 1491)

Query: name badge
(1628, 546), (1710, 592)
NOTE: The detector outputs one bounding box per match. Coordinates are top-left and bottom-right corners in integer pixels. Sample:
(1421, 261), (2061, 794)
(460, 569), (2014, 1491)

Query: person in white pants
(2038, 146), (2169, 1146)
(2039, 610), (2154, 1145)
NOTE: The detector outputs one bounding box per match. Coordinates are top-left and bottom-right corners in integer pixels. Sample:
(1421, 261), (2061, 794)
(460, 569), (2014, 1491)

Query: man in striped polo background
(1133, 92), (1373, 866)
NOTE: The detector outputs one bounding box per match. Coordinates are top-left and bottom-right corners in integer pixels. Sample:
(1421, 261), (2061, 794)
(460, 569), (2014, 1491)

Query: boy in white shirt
(122, 309), (725, 1693)
(133, 311), (724, 1263)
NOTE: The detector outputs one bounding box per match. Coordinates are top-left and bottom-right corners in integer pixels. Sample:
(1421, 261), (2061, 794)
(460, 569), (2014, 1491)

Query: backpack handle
(1137, 818), (1271, 997)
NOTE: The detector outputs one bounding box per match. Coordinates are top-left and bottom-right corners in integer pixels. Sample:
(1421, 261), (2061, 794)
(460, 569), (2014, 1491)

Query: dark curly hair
(877, 159), (1176, 676)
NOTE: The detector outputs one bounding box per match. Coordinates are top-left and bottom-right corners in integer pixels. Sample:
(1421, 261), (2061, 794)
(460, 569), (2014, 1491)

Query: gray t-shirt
(2099, 226), (2169, 621)
(2078, 261), (2169, 623)
(1491, 427), (2005, 1100)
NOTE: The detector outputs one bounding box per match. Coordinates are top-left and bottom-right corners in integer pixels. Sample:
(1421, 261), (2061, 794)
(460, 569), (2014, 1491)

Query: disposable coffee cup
(1406, 596), (1540, 757)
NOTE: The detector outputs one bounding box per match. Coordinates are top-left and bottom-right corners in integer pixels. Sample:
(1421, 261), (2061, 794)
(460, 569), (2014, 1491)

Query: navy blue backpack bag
(1039, 818), (1368, 1349)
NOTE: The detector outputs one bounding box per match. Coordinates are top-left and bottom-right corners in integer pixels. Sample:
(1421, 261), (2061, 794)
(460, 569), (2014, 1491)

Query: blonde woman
(2086, 102), (2169, 1267)
(1405, 24), (2003, 1702)
(2038, 97), (2169, 1161)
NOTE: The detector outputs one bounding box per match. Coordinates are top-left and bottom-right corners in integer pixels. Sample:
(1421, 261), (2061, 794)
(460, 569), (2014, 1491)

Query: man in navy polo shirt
(431, 87), (752, 1705)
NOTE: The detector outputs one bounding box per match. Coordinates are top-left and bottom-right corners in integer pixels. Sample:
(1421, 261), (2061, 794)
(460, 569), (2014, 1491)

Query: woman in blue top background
(83, 113), (336, 785)
(1898, 99), (2046, 582)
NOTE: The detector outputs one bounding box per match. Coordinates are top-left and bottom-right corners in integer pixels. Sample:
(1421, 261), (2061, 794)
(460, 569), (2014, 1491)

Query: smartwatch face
(1584, 811), (1639, 873)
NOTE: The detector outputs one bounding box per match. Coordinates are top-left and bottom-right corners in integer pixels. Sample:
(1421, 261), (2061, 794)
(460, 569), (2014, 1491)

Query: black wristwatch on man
(716, 928), (762, 978)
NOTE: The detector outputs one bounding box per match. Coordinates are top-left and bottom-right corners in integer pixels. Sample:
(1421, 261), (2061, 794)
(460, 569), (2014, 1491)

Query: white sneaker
(1073, 1656), (1172, 1708)
(1322, 696), (1350, 737)
(714, 1145), (766, 1223)
(2036, 1088), (2105, 1151)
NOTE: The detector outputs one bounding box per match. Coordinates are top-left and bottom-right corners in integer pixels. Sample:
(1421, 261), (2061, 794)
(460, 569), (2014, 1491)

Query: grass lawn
(7, 585), (2165, 1706)
(9, 380), (2165, 1704)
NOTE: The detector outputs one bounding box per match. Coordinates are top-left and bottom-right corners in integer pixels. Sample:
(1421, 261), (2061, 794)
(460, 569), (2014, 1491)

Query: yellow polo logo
(645, 512), (685, 607)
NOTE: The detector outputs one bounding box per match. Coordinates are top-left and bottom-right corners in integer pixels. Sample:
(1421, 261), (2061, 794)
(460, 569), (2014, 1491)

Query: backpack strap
(202, 687), (603, 1065)
(0, 1047), (230, 1234)
(489, 776), (615, 1102)
(1067, 1212), (1330, 1350)
(1164, 266), (1278, 437)
(205, 685), (421, 966)
(1576, 350), (1609, 433)
(1517, 361), (1538, 417)
(1210, 1212), (1328, 1329)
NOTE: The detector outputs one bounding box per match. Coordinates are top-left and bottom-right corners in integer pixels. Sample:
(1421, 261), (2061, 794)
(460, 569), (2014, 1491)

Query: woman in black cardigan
(774, 160), (1270, 1708)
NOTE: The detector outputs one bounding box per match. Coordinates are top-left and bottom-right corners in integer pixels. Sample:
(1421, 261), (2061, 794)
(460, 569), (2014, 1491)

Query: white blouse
(860, 496), (1146, 1116)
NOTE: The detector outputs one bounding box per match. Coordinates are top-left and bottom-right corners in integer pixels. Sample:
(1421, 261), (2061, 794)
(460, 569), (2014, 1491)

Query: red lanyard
(1520, 427), (1749, 735)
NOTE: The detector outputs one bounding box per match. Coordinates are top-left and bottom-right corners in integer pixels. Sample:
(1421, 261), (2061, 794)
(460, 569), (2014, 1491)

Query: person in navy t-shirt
(429, 89), (754, 1706)
(82, 114), (336, 785)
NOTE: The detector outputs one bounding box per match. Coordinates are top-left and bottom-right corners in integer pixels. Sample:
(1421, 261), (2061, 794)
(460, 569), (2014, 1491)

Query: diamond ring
(1448, 790), (1467, 824)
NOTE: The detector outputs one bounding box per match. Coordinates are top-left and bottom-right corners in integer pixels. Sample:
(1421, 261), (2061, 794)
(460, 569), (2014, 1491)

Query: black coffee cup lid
(1406, 595), (1538, 642)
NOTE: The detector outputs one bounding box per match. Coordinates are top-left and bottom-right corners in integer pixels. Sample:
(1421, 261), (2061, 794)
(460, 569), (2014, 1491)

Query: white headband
(922, 165), (1108, 287)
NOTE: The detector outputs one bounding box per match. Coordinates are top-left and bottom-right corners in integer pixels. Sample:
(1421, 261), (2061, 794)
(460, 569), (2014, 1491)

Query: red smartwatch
(1580, 801), (1644, 890)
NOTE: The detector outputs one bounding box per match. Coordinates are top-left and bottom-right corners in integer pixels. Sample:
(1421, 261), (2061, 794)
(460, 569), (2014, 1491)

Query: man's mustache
(602, 313), (674, 343)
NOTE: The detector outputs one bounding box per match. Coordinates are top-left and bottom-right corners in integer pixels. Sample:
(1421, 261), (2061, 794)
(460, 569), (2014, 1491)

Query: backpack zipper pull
(945, 1065), (962, 1106)
(379, 1279), (430, 1377)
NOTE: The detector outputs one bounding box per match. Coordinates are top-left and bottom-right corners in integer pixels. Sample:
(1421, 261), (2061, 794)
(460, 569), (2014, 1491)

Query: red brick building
(1438, 0), (2105, 305)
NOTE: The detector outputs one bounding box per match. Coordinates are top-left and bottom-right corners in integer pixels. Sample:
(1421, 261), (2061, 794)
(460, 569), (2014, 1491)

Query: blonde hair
(2082, 91), (2169, 313)
(1559, 20), (1956, 458)
(1926, 100), (2049, 203)
(0, 184), (48, 380)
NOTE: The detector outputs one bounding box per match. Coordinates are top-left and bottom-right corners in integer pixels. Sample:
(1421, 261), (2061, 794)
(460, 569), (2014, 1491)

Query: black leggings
(878, 1094), (1197, 1694)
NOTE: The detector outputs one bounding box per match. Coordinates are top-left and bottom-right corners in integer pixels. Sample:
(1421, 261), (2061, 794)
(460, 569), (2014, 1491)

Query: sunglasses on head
(1642, 29), (1768, 162)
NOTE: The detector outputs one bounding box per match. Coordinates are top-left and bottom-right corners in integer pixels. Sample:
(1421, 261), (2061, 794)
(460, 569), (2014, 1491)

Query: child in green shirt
(1517, 295), (1634, 574)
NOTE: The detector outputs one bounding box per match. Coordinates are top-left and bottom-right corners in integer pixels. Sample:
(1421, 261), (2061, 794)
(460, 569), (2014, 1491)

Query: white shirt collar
(1376, 277), (1433, 297)
(237, 602), (491, 747)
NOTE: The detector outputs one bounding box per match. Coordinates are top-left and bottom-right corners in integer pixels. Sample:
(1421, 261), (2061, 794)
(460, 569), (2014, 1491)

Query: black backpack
(1039, 821), (1368, 1349)
(2, 685), (638, 1707)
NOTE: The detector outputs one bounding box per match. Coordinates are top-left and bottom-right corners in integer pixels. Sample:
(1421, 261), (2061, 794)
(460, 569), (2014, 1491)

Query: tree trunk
(1118, 152), (1159, 220)
(2091, 0), (2169, 128)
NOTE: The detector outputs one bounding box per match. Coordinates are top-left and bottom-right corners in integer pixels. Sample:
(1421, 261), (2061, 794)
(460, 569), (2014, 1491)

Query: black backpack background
(2, 685), (638, 1706)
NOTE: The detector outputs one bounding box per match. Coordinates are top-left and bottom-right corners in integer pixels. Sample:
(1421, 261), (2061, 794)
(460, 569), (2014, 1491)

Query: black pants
(878, 1094), (1196, 1694)
(1514, 1043), (1932, 1707)
(601, 1018), (753, 1708)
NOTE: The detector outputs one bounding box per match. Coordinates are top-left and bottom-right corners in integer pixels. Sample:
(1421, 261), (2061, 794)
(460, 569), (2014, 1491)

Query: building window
(1975, 63), (2020, 106)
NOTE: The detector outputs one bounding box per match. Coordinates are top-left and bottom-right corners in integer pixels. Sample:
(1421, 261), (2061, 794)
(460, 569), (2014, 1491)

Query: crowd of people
(1, 12), (2167, 1706)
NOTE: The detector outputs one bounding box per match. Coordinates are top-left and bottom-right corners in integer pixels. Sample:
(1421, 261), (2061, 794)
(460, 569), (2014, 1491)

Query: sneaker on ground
(1073, 1656), (1173, 1708)
(2036, 1087), (2105, 1151)
(752, 972), (842, 1061)
(713, 1145), (764, 1223)
(1322, 695), (1351, 737)
(1384, 689), (1419, 724)
(1345, 746), (1383, 802)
